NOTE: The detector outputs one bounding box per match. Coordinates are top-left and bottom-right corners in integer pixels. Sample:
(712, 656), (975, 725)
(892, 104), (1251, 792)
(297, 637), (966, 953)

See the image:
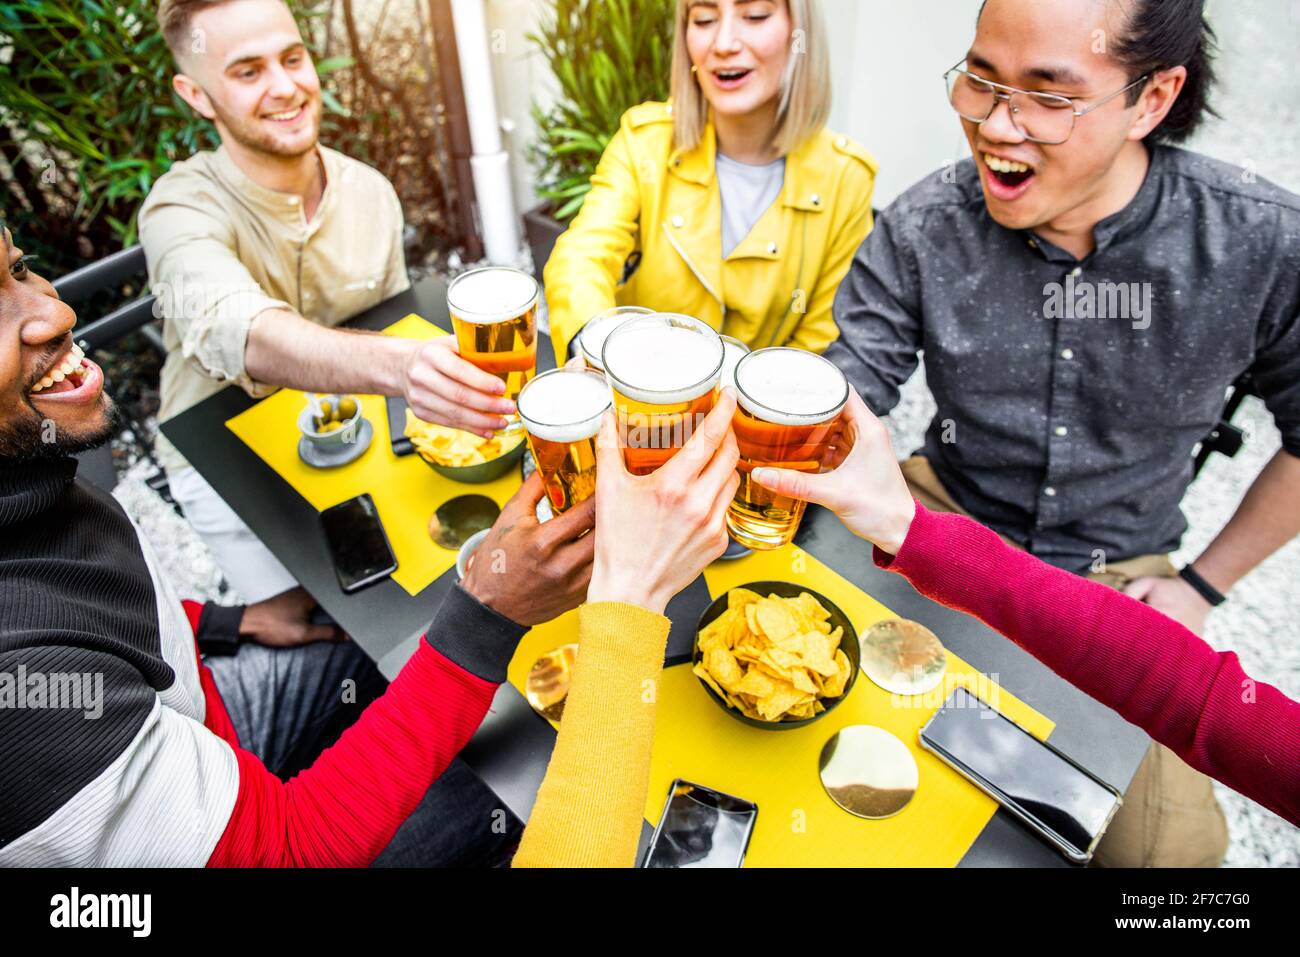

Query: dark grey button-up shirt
(828, 145), (1300, 572)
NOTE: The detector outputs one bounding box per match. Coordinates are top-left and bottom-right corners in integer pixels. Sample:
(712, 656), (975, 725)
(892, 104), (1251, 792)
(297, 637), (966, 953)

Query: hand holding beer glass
(747, 387), (917, 555)
(446, 267), (539, 434)
(517, 367), (612, 514)
(727, 348), (850, 550)
(587, 390), (739, 614)
(601, 313), (725, 475)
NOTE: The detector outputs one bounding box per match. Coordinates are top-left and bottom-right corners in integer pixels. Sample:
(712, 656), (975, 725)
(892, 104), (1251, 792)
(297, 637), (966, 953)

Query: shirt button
(836, 136), (847, 148)
(367, 280), (377, 290)
(672, 215), (685, 228)
(1054, 426), (1068, 437)
(1060, 348), (1075, 360)
(288, 196), (300, 206)
(810, 193), (822, 206)
(1069, 266), (1082, 278)
(767, 242), (778, 255)
(1044, 486), (1058, 498)
(1027, 238), (1038, 249)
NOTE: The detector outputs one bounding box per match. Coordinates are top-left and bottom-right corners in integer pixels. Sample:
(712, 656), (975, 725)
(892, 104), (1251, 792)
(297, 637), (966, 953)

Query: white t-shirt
(716, 152), (786, 258)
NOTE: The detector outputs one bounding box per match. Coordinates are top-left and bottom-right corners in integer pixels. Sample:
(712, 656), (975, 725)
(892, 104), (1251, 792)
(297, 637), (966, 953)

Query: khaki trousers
(901, 456), (1229, 868)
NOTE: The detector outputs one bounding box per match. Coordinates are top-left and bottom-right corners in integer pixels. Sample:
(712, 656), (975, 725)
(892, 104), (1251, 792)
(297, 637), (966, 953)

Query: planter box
(524, 203), (568, 281)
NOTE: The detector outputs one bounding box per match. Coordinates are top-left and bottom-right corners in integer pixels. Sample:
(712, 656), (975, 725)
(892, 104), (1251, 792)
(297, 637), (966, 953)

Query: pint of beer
(446, 267), (539, 432)
(577, 306), (653, 371)
(517, 368), (611, 513)
(728, 348), (849, 550)
(719, 335), (751, 390)
(601, 313), (724, 475)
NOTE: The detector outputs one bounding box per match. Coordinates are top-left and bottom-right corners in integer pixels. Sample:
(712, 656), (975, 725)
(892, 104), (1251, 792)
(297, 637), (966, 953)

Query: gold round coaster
(818, 724), (918, 819)
(525, 644), (579, 722)
(859, 618), (947, 696)
(428, 494), (500, 550)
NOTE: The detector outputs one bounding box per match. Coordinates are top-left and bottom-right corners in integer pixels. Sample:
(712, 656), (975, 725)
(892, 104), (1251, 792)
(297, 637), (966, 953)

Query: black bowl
(694, 580), (860, 730)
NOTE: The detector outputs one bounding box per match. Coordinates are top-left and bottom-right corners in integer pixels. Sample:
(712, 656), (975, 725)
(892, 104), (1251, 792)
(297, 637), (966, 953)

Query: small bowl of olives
(298, 394), (363, 448)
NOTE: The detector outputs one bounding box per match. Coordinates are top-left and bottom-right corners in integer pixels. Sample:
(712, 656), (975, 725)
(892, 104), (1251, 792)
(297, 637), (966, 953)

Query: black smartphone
(319, 493), (398, 593)
(642, 779), (758, 868)
(918, 687), (1122, 864)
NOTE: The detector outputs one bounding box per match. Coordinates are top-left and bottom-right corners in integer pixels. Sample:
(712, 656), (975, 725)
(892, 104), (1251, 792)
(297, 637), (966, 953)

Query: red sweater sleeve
(203, 585), (525, 867)
(877, 503), (1300, 827)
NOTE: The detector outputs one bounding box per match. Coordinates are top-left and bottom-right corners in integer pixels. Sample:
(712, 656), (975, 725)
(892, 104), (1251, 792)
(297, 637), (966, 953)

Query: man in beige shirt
(141, 0), (514, 602)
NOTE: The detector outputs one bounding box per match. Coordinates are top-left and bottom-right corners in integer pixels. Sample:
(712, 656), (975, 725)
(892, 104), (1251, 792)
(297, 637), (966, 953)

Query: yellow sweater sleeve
(513, 601), (670, 867)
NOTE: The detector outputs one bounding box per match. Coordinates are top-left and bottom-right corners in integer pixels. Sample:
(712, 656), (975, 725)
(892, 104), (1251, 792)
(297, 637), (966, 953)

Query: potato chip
(696, 588), (853, 723)
(405, 410), (521, 467)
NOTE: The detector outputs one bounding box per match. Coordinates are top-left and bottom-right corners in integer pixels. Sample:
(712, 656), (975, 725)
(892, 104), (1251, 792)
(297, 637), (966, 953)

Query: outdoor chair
(52, 244), (168, 496)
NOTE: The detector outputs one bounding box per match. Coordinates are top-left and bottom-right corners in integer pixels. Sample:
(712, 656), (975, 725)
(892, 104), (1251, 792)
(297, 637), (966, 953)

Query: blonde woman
(544, 0), (877, 362)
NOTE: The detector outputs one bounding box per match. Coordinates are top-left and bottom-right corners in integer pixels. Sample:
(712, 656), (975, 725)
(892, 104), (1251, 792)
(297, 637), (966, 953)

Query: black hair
(1110, 0), (1218, 143)
(976, 0), (1219, 144)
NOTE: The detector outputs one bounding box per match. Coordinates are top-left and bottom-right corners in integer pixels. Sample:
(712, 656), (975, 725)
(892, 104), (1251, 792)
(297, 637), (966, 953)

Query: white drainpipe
(450, 0), (522, 265)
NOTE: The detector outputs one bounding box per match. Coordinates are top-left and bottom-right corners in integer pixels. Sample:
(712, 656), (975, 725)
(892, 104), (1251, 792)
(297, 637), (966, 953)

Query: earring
(691, 65), (699, 75)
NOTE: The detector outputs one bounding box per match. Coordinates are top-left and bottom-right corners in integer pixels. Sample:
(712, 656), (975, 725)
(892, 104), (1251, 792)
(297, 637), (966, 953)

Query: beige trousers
(901, 456), (1229, 868)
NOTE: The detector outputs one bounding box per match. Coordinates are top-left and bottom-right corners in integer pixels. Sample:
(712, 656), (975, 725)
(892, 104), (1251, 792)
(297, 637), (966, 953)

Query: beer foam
(720, 340), (749, 390)
(602, 322), (723, 404)
(734, 348), (848, 425)
(518, 370), (611, 443)
(579, 311), (644, 367)
(447, 268), (538, 323)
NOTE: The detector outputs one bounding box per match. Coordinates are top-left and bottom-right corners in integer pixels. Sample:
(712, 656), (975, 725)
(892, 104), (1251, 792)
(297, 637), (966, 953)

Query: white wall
(822, 0), (983, 207)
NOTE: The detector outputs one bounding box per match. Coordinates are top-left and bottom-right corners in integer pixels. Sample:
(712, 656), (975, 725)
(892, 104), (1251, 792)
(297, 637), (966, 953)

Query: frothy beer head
(446, 267), (539, 324)
(518, 369), (611, 443)
(602, 313), (724, 404)
(734, 348), (849, 425)
(579, 306), (652, 370)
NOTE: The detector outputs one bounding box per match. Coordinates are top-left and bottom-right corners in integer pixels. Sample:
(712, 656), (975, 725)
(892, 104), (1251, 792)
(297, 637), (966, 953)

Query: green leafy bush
(529, 0), (675, 222)
(0, 0), (456, 276)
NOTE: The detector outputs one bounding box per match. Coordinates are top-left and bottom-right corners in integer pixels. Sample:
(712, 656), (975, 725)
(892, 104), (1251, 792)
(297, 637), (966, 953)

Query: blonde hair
(670, 0), (831, 156)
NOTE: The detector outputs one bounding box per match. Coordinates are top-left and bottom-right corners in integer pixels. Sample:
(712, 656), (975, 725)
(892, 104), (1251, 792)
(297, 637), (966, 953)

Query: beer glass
(517, 367), (611, 514)
(727, 347), (848, 550)
(719, 335), (751, 390)
(601, 313), (724, 475)
(446, 267), (539, 433)
(577, 306), (653, 371)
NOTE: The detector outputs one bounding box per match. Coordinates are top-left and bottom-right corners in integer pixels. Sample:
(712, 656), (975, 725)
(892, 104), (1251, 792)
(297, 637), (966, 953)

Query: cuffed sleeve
(422, 584), (528, 684)
(515, 601), (670, 867)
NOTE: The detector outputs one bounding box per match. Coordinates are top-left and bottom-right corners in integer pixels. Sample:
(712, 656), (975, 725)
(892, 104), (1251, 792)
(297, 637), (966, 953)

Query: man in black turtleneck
(0, 219), (598, 865)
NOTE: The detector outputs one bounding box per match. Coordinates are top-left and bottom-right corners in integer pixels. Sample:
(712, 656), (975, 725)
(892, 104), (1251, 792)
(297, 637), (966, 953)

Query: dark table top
(162, 276), (1151, 868)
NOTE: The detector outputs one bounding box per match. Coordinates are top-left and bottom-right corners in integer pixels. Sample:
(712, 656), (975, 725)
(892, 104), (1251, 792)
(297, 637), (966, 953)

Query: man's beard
(0, 399), (121, 463)
(210, 95), (320, 159)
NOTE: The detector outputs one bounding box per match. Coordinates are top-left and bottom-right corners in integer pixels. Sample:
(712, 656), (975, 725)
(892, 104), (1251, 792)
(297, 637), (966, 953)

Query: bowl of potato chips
(404, 410), (525, 483)
(693, 581), (859, 729)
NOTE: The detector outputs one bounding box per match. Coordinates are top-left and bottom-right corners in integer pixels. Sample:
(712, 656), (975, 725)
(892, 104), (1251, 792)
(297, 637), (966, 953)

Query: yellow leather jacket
(544, 101), (878, 361)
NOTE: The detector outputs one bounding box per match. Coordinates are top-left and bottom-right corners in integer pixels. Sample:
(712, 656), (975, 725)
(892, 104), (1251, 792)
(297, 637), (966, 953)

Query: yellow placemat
(507, 542), (1054, 867)
(225, 314), (521, 596)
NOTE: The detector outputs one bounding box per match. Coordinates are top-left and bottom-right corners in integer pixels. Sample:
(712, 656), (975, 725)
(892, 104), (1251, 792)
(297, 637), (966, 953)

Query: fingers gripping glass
(944, 60), (1149, 145)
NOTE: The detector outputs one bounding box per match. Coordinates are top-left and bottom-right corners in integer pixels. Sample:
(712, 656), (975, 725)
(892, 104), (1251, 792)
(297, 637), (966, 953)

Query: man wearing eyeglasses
(828, 0), (1300, 867)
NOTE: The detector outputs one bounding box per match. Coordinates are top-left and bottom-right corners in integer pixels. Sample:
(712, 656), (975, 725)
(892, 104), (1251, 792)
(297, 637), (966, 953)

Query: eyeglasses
(944, 60), (1149, 146)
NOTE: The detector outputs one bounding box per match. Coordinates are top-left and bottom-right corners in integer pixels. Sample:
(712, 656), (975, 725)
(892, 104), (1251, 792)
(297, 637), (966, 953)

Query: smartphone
(642, 779), (758, 868)
(919, 687), (1122, 864)
(320, 494), (398, 593)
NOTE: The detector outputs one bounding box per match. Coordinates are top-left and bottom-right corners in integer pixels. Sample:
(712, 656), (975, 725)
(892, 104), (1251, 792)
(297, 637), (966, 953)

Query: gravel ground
(111, 2), (1297, 865)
